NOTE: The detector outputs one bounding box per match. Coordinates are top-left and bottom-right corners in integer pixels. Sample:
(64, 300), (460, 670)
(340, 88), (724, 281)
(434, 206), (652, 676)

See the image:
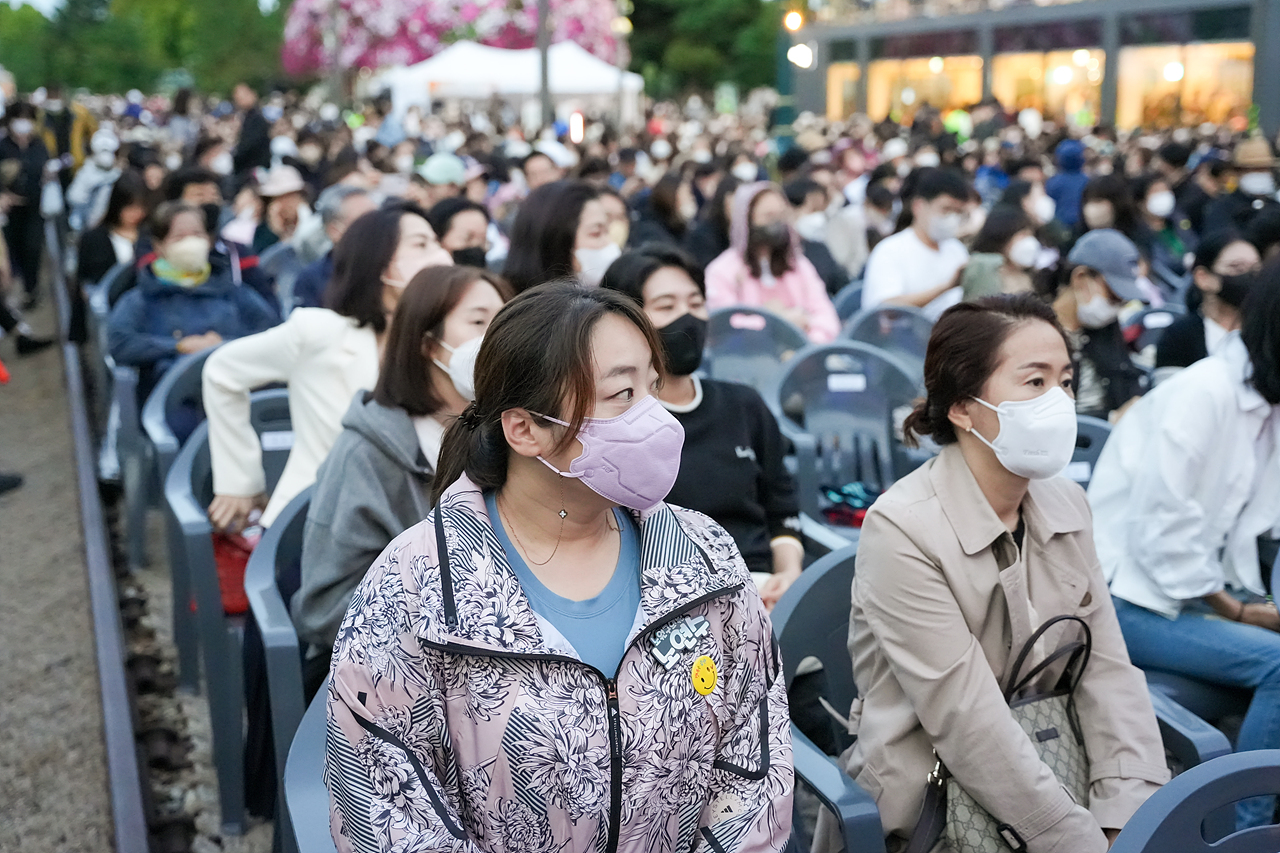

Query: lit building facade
(789, 0), (1280, 135)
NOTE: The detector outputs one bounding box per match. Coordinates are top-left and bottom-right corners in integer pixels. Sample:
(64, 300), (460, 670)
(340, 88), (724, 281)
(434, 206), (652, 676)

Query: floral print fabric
(325, 475), (793, 853)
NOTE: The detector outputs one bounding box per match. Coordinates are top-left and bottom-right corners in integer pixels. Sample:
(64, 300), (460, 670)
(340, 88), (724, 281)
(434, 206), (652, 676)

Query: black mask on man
(658, 313), (708, 376)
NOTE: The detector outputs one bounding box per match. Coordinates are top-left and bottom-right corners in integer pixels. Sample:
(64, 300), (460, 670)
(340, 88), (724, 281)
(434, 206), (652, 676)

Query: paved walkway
(0, 294), (113, 852)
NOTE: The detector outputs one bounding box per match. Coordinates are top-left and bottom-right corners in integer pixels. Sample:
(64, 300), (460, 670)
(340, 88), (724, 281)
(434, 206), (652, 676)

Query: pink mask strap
(536, 455), (584, 479)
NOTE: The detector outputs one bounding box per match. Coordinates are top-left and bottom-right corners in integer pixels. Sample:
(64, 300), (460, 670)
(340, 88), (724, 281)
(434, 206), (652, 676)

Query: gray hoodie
(292, 392), (434, 651)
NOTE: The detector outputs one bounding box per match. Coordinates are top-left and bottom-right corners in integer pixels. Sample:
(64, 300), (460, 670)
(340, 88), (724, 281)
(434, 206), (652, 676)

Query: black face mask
(451, 246), (488, 269)
(1218, 272), (1257, 308)
(658, 312), (708, 376)
(748, 221), (791, 251)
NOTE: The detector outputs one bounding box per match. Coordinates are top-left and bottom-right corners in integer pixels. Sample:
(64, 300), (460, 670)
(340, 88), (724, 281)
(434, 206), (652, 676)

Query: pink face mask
(536, 395), (685, 514)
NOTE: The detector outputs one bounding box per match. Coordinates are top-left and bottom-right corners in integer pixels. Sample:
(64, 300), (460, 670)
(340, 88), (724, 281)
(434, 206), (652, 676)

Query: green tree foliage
(0, 0), (283, 94)
(629, 0), (780, 97)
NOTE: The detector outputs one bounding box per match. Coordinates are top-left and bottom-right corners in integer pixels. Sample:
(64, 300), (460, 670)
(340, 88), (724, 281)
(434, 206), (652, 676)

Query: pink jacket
(325, 475), (794, 853)
(703, 181), (841, 344)
(704, 250), (840, 344)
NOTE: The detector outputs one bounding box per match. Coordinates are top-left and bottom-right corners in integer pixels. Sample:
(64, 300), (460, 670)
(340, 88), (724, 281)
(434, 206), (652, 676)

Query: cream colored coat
(841, 445), (1168, 852)
(202, 308), (379, 527)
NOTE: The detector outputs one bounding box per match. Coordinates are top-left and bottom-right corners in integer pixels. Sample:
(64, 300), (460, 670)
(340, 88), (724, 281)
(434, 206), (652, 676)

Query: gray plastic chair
(833, 281), (863, 322)
(1109, 750), (1280, 853)
(163, 389), (293, 835)
(773, 341), (924, 524)
(1067, 415), (1111, 489)
(771, 546), (1232, 853)
(704, 305), (808, 396)
(286, 681), (339, 853)
(244, 486), (312, 853)
(1124, 305), (1187, 354)
(142, 346), (219, 485)
(841, 305), (933, 380)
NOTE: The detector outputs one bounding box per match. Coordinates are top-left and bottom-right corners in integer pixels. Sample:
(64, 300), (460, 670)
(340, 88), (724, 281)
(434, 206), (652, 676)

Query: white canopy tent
(381, 41), (644, 123)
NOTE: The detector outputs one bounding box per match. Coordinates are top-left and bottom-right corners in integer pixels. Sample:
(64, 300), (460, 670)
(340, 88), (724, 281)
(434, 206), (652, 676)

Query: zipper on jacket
(604, 678), (623, 853)
(423, 577), (746, 853)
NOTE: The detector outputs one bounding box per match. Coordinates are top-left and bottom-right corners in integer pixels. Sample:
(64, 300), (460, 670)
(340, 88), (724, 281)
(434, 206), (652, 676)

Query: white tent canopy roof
(382, 40), (643, 105)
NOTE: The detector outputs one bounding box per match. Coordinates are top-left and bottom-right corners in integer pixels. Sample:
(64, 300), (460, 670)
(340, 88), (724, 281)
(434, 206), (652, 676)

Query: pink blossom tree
(282, 0), (619, 77)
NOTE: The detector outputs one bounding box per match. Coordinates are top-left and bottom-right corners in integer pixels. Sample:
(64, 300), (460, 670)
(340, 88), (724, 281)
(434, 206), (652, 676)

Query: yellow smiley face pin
(691, 655), (718, 695)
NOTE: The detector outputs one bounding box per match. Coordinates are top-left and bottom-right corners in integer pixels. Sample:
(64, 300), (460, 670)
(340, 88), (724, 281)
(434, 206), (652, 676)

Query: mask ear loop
(966, 397), (1001, 452)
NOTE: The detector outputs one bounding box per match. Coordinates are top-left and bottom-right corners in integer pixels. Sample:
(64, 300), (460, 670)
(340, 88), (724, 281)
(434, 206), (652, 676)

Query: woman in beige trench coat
(827, 293), (1168, 853)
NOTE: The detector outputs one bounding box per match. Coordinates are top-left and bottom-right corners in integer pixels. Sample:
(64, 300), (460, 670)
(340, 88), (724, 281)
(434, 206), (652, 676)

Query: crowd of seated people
(12, 81), (1280, 852)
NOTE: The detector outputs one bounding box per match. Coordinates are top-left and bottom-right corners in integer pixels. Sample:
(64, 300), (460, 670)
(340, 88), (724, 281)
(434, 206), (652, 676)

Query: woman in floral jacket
(325, 282), (793, 853)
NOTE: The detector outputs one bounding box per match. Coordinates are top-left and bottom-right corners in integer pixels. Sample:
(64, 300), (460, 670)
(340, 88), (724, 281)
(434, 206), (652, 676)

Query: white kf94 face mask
(967, 386), (1078, 480)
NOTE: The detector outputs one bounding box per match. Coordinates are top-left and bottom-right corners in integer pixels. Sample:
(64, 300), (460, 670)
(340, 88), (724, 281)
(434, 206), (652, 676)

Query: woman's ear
(948, 399), (975, 435)
(501, 409), (551, 459)
(1193, 266), (1220, 294)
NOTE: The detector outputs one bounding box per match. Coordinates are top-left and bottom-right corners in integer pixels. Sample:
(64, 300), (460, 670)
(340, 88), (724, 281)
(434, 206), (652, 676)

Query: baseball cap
(1066, 229), (1145, 303)
(419, 153), (466, 186)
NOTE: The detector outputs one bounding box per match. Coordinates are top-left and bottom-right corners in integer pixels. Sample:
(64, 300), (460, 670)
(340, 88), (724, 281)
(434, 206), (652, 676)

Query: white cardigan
(202, 308), (380, 527)
(1088, 333), (1280, 617)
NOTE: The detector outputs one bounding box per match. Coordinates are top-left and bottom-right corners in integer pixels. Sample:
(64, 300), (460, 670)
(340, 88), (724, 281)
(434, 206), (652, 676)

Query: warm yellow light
(569, 112), (585, 144)
(1072, 49), (1090, 67)
(1051, 65), (1073, 85)
(610, 15), (632, 34)
(1164, 61), (1185, 82)
(928, 56), (944, 74)
(783, 10), (803, 31)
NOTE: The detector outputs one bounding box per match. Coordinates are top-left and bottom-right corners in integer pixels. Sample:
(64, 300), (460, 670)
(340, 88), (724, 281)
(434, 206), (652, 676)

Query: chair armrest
(791, 723), (885, 853)
(244, 541), (301, 659)
(112, 364), (140, 433)
(164, 447), (212, 538)
(801, 514), (852, 558)
(1149, 688), (1232, 768)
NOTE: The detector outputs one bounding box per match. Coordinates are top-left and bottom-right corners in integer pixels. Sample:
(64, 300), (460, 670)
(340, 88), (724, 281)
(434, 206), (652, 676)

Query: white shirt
(109, 230), (134, 267)
(860, 227), (968, 320)
(411, 415), (445, 468)
(1204, 315), (1230, 356)
(203, 308), (380, 527)
(1089, 334), (1280, 617)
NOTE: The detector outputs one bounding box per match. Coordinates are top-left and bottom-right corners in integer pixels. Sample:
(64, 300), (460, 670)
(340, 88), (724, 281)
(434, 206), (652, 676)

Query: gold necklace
(498, 489), (566, 567)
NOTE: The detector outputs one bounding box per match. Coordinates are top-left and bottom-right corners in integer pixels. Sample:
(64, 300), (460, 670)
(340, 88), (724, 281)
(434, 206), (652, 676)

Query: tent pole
(538, 0), (553, 127)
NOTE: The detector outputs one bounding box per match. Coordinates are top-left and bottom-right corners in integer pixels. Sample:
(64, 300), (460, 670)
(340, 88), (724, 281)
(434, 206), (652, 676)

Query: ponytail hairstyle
(902, 293), (1072, 447)
(430, 281), (666, 504)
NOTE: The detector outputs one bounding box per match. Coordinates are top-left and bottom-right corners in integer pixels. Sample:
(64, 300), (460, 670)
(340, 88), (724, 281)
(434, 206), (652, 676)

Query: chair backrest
(285, 681), (339, 853)
(776, 341), (922, 493)
(772, 546), (859, 713)
(259, 243), (304, 316)
(833, 281), (864, 322)
(179, 388), (294, 511)
(1109, 750), (1280, 853)
(704, 306), (809, 395)
(1126, 306), (1185, 354)
(1067, 415), (1111, 488)
(141, 346), (219, 478)
(841, 305), (933, 379)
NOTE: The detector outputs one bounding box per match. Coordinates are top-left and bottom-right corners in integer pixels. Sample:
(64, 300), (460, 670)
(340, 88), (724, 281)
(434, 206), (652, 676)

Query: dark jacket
(1173, 175), (1212, 235)
(1154, 311), (1209, 371)
(0, 135), (50, 202)
(77, 225), (127, 285)
(802, 238), (849, 296)
(293, 392), (434, 651)
(684, 216), (731, 270)
(107, 263), (278, 381)
(1203, 190), (1280, 234)
(291, 251), (333, 310)
(233, 108), (272, 175)
(1074, 321), (1146, 419)
(1046, 140), (1089, 228)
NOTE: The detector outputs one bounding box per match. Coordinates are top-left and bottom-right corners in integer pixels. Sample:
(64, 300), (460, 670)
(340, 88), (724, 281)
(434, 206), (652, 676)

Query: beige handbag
(907, 615), (1092, 853)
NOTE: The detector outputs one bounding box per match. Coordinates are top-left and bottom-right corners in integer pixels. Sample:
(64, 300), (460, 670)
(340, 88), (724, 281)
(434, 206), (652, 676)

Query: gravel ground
(0, 293), (113, 852)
